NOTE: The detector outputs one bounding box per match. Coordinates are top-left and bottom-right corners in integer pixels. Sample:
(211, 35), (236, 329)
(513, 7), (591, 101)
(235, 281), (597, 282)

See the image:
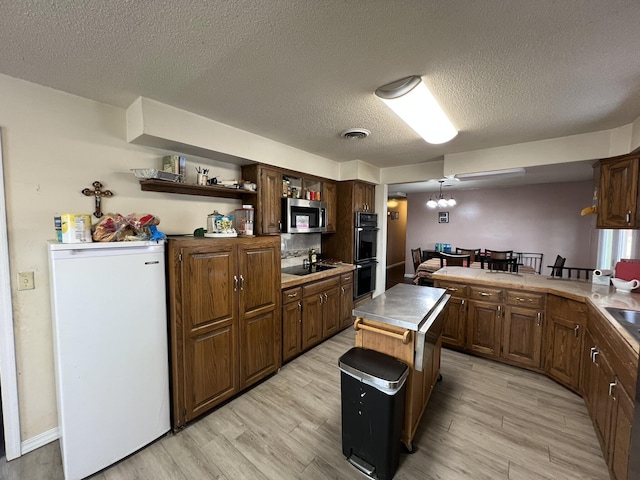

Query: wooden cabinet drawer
(303, 276), (340, 297)
(469, 286), (502, 303)
(506, 290), (545, 309)
(437, 281), (467, 297)
(340, 272), (354, 285)
(282, 287), (302, 304)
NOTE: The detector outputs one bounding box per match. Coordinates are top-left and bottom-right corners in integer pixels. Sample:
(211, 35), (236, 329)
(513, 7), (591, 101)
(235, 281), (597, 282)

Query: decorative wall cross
(82, 181), (113, 218)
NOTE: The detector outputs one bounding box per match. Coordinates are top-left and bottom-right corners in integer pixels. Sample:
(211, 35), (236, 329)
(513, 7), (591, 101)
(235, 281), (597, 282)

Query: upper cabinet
(353, 181), (375, 213)
(241, 164), (337, 236)
(597, 153), (640, 229)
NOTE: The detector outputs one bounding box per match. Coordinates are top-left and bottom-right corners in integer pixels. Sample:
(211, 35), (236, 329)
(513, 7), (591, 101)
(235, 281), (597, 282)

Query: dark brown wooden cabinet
(323, 180), (337, 233)
(583, 305), (637, 480)
(339, 272), (354, 328)
(435, 281), (467, 349)
(354, 181), (375, 212)
(167, 236), (281, 429)
(282, 287), (302, 363)
(544, 294), (586, 392)
(242, 164), (338, 235)
(322, 180), (377, 263)
(597, 153), (640, 229)
(502, 291), (545, 368)
(466, 286), (503, 358)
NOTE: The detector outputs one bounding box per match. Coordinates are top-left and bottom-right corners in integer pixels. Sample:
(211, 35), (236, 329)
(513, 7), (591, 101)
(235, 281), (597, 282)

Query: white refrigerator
(47, 241), (170, 479)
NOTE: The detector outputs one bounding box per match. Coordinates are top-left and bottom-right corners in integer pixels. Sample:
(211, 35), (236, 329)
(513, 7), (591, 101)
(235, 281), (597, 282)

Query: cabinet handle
(287, 292), (298, 298)
(590, 346), (597, 362)
(341, 286), (345, 295)
(497, 305), (501, 317)
(324, 293), (328, 302)
(319, 294), (323, 304)
(234, 275), (238, 291)
(609, 380), (617, 399)
(447, 287), (458, 292)
(627, 211), (632, 224)
(593, 350), (599, 365)
(461, 299), (465, 306)
(298, 301), (302, 313)
(536, 312), (542, 326)
(574, 324), (580, 338)
(240, 275), (245, 290)
(343, 276), (351, 282)
(479, 292), (492, 297)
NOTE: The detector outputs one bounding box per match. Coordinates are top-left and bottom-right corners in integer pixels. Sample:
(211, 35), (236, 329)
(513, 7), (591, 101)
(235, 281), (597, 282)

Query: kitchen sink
(282, 264), (336, 276)
(605, 307), (640, 340)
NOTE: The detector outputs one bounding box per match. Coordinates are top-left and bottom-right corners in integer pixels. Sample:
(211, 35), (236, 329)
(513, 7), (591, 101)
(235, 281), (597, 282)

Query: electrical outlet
(17, 272), (35, 291)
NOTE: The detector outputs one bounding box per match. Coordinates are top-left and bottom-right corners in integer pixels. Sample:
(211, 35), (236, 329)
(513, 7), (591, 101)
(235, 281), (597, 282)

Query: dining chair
(484, 249), (516, 272)
(439, 252), (471, 268)
(411, 248), (423, 272)
(549, 255), (566, 277)
(455, 248), (481, 263)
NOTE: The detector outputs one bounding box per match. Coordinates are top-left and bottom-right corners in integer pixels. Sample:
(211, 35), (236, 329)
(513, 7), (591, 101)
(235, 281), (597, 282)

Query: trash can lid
(338, 347), (408, 394)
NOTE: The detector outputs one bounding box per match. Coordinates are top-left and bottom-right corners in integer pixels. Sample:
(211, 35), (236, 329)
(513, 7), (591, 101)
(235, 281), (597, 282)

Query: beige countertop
(433, 267), (640, 354)
(281, 263), (356, 289)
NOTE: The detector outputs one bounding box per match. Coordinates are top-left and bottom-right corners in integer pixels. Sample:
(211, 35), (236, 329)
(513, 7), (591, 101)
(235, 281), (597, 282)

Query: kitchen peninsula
(432, 267), (640, 480)
(352, 283), (450, 450)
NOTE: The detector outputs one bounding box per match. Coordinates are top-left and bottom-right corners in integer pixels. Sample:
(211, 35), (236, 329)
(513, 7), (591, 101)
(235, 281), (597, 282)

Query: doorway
(385, 197), (408, 289)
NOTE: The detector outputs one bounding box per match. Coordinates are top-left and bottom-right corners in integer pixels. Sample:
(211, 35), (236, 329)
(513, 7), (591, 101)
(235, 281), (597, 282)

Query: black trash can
(338, 347), (409, 480)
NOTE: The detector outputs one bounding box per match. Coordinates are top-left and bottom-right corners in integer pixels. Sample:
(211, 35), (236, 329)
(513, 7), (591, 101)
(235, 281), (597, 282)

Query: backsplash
(281, 233), (321, 268)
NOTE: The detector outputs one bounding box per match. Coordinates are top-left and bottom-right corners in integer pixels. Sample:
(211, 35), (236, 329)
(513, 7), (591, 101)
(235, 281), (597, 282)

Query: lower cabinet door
(339, 281), (354, 328)
(502, 306), (543, 368)
(441, 297), (466, 348)
(467, 300), (501, 358)
(302, 295), (323, 350)
(545, 313), (583, 390)
(322, 286), (340, 337)
(611, 382), (634, 480)
(240, 310), (279, 389)
(282, 300), (302, 362)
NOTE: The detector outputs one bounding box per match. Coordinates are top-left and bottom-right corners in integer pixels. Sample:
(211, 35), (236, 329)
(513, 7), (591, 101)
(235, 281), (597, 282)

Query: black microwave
(281, 198), (327, 233)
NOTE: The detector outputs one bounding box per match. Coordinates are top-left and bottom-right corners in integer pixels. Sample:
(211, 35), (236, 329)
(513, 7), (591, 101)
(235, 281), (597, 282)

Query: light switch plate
(17, 272), (34, 290)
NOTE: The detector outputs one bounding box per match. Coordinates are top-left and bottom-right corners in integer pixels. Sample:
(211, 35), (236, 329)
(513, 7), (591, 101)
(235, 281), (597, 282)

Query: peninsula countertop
(432, 267), (640, 354)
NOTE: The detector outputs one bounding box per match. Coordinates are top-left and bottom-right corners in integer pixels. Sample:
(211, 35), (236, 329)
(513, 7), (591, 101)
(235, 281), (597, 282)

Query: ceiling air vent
(340, 128), (370, 140)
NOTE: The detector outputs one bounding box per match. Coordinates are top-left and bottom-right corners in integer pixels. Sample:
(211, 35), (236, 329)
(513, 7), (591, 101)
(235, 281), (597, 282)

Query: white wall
(405, 180), (595, 275)
(0, 74), (268, 441)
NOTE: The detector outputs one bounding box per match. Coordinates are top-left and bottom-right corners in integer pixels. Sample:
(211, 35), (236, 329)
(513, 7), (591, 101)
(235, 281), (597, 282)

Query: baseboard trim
(21, 427), (59, 455)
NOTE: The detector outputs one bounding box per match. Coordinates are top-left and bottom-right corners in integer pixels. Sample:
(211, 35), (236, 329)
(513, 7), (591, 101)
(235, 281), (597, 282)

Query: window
(597, 229), (639, 270)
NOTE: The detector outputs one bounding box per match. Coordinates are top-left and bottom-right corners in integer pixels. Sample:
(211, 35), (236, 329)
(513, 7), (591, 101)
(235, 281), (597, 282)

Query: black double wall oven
(354, 212), (378, 299)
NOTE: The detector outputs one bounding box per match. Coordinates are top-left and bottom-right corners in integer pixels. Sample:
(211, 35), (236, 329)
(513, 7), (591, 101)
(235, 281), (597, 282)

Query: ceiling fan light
(375, 76), (458, 144)
(448, 198), (456, 207)
(437, 198), (448, 208)
(427, 199), (437, 208)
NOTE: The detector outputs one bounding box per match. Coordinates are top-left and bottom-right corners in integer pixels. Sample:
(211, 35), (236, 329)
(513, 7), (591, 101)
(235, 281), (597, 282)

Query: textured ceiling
(1, 1), (640, 171)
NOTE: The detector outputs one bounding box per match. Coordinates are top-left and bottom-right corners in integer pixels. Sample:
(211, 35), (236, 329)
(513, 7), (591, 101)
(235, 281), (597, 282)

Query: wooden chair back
(455, 248), (481, 263)
(549, 255), (566, 277)
(439, 253), (471, 268)
(516, 252), (544, 274)
(484, 249), (515, 272)
(411, 248), (423, 272)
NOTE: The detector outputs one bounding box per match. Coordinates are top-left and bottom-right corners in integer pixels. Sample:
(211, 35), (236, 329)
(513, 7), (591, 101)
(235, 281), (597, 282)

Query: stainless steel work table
(352, 283), (450, 451)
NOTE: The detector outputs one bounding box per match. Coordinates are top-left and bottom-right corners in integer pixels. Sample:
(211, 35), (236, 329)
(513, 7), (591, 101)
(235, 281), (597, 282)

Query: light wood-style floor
(0, 328), (610, 480)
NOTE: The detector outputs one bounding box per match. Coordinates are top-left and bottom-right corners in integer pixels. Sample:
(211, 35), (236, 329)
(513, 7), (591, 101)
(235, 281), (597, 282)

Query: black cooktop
(282, 264), (336, 276)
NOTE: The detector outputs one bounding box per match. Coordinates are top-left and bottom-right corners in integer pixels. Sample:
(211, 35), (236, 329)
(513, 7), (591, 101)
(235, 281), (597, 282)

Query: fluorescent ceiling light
(375, 76), (458, 144)
(455, 167), (526, 180)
